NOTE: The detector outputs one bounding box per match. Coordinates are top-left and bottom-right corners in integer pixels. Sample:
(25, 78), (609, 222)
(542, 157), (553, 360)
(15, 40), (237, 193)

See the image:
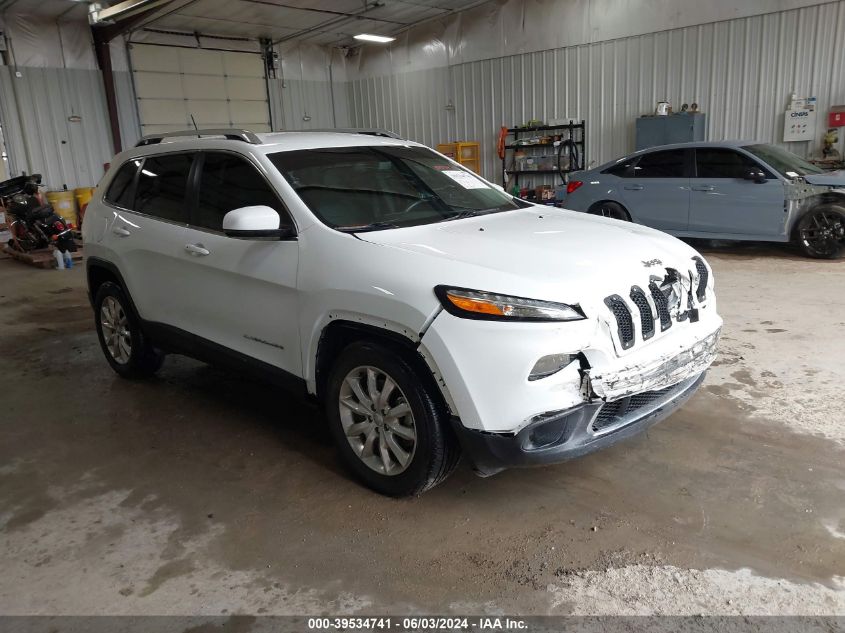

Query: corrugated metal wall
(114, 70), (142, 150)
(347, 0), (845, 185)
(0, 66), (114, 190)
(268, 78), (350, 130)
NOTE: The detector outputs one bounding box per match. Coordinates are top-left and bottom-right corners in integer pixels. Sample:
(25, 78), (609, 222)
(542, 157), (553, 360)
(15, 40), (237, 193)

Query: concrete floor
(0, 242), (843, 616)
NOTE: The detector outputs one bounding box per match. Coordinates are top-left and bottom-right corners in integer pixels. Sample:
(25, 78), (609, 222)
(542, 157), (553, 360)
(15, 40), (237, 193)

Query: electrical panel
(783, 96), (817, 142)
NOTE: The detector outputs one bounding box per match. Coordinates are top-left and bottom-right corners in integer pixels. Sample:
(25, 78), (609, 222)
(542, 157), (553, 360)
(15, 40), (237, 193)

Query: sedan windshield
(268, 145), (521, 231)
(743, 143), (824, 178)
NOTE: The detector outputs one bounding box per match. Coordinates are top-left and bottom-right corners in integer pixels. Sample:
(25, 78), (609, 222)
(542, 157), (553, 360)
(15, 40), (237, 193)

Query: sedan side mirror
(743, 169), (767, 184)
(222, 205), (295, 240)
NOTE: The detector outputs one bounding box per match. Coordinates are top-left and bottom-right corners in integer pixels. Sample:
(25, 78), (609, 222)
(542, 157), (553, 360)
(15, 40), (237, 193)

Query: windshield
(268, 145), (521, 231)
(743, 143), (824, 178)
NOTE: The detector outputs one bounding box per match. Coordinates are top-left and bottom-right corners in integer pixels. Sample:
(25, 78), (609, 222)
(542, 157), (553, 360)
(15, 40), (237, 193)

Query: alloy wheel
(338, 365), (417, 476)
(800, 211), (845, 257)
(100, 296), (132, 364)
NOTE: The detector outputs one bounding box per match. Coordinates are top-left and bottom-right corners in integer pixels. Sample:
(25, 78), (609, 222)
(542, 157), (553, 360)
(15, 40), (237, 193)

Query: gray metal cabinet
(635, 113), (706, 150)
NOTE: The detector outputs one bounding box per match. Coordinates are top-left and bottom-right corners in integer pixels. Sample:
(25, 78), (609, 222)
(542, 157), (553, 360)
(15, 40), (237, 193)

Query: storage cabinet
(635, 113), (706, 151)
(436, 142), (480, 173)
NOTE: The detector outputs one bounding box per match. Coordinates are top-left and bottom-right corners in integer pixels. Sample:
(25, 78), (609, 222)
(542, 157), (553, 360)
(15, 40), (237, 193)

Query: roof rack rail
(305, 128), (403, 139)
(135, 128), (261, 147)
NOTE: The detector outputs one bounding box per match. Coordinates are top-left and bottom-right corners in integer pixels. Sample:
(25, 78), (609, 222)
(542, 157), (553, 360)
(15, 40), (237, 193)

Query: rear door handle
(112, 226), (131, 237)
(692, 185), (715, 192)
(623, 184), (644, 191)
(185, 243), (210, 256)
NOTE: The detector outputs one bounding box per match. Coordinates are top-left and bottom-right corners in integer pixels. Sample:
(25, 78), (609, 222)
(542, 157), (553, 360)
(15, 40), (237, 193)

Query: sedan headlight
(435, 286), (585, 322)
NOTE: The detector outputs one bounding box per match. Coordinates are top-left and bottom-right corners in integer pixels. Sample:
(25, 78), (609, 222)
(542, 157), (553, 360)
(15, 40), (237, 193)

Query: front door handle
(185, 243), (210, 256)
(112, 226), (131, 237)
(624, 184), (644, 191)
(692, 185), (715, 192)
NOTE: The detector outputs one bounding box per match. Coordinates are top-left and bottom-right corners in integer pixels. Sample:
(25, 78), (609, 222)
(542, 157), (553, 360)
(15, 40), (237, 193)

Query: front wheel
(796, 205), (845, 259)
(325, 341), (460, 496)
(94, 282), (164, 379)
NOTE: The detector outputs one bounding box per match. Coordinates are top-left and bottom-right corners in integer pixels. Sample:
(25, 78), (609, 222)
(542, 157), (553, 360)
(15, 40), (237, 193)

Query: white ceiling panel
(144, 0), (491, 46)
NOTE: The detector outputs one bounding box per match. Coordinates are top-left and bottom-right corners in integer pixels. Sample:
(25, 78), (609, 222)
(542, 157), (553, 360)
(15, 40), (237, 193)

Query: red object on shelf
(829, 106), (845, 128)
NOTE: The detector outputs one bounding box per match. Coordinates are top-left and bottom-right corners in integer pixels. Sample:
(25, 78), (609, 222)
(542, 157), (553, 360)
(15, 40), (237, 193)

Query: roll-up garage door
(130, 44), (270, 136)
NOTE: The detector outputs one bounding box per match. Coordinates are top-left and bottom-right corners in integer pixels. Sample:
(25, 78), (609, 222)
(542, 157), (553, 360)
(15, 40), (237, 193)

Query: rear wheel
(94, 282), (164, 379)
(588, 201), (631, 221)
(325, 341), (460, 496)
(796, 205), (845, 259)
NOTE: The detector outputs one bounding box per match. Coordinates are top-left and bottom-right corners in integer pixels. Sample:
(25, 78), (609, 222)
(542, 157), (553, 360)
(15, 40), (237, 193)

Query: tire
(795, 205), (845, 259)
(325, 341), (460, 496)
(588, 201), (631, 221)
(94, 282), (164, 379)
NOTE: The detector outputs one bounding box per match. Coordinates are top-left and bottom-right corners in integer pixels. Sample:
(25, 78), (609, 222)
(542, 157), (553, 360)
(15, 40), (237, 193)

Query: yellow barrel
(74, 187), (95, 227)
(46, 190), (77, 226)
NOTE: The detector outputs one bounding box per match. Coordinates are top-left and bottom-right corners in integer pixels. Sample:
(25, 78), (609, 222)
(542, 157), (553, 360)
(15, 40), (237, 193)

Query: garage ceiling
(1, 0), (490, 46)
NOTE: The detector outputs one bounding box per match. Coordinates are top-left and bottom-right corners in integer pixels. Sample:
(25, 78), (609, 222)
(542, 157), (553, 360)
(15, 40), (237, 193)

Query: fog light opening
(529, 353), (577, 381)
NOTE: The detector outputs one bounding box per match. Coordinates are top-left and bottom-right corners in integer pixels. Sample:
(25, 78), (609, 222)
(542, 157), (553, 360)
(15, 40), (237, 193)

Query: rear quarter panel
(560, 170), (623, 212)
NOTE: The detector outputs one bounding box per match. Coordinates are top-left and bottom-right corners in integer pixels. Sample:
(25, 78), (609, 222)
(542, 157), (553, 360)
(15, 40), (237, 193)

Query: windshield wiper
(440, 207), (507, 221)
(336, 221), (399, 233)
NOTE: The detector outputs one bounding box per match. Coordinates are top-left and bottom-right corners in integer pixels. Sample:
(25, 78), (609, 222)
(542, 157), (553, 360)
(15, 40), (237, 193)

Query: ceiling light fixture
(353, 34), (395, 43)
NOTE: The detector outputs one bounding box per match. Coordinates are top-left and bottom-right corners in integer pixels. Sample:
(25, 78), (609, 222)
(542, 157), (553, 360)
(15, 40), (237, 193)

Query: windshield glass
(268, 145), (520, 231)
(743, 143), (824, 178)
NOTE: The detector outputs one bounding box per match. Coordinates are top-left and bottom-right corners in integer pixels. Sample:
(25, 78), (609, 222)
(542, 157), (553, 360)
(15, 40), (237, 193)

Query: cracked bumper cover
(590, 328), (720, 401)
(452, 371), (706, 476)
(450, 329), (719, 476)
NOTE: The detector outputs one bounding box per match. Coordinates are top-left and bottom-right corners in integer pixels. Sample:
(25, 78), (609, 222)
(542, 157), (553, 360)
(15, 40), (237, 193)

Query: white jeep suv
(83, 128), (721, 496)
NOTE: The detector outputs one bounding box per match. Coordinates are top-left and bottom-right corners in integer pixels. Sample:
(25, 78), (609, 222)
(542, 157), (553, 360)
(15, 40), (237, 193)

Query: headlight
(435, 286), (586, 322)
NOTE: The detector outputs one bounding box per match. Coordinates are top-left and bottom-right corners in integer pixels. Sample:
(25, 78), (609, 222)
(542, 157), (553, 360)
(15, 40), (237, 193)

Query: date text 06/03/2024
(306, 617), (529, 631)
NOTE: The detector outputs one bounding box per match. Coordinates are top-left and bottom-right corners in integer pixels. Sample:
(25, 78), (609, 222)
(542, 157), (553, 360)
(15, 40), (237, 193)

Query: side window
(194, 152), (290, 231)
(603, 159), (636, 177)
(134, 153), (194, 222)
(633, 149), (687, 178)
(104, 160), (141, 209)
(696, 149), (768, 179)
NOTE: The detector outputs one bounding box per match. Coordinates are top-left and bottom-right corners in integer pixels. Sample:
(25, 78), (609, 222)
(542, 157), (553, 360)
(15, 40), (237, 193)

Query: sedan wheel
(589, 201), (630, 221)
(338, 365), (417, 476)
(797, 206), (845, 259)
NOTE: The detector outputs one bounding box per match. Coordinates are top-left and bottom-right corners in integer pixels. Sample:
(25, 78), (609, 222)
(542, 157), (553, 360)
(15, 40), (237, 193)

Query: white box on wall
(784, 96), (817, 142)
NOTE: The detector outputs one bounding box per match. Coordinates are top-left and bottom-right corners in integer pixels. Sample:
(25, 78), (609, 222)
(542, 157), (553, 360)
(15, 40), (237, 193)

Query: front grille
(693, 257), (708, 302)
(592, 382), (680, 434)
(649, 281), (672, 331)
(629, 286), (654, 340)
(604, 295), (634, 349)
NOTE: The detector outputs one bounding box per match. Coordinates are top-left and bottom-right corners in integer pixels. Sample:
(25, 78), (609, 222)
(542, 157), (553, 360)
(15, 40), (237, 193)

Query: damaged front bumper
(442, 324), (720, 477)
(589, 327), (720, 401)
(452, 371), (706, 477)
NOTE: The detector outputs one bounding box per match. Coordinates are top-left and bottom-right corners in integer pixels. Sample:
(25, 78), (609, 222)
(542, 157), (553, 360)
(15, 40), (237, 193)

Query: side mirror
(222, 206), (295, 240)
(743, 169), (767, 184)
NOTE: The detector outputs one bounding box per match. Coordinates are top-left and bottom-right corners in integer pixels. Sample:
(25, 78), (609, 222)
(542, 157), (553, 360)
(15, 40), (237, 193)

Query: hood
(803, 170), (845, 187)
(358, 208), (703, 305)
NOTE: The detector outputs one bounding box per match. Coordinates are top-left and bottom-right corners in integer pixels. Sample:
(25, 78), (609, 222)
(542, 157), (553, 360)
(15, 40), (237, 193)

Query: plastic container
(74, 187), (95, 228)
(46, 190), (77, 227)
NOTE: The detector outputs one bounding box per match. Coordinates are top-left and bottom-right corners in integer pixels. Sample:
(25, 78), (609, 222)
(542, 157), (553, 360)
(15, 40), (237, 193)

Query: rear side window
(603, 159), (636, 177)
(696, 148), (767, 179)
(193, 152), (290, 231)
(135, 153), (194, 222)
(105, 160), (140, 208)
(633, 150), (687, 178)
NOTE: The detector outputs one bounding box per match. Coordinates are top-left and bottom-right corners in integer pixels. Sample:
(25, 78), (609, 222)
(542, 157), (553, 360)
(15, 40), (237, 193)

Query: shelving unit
(501, 121), (586, 203)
